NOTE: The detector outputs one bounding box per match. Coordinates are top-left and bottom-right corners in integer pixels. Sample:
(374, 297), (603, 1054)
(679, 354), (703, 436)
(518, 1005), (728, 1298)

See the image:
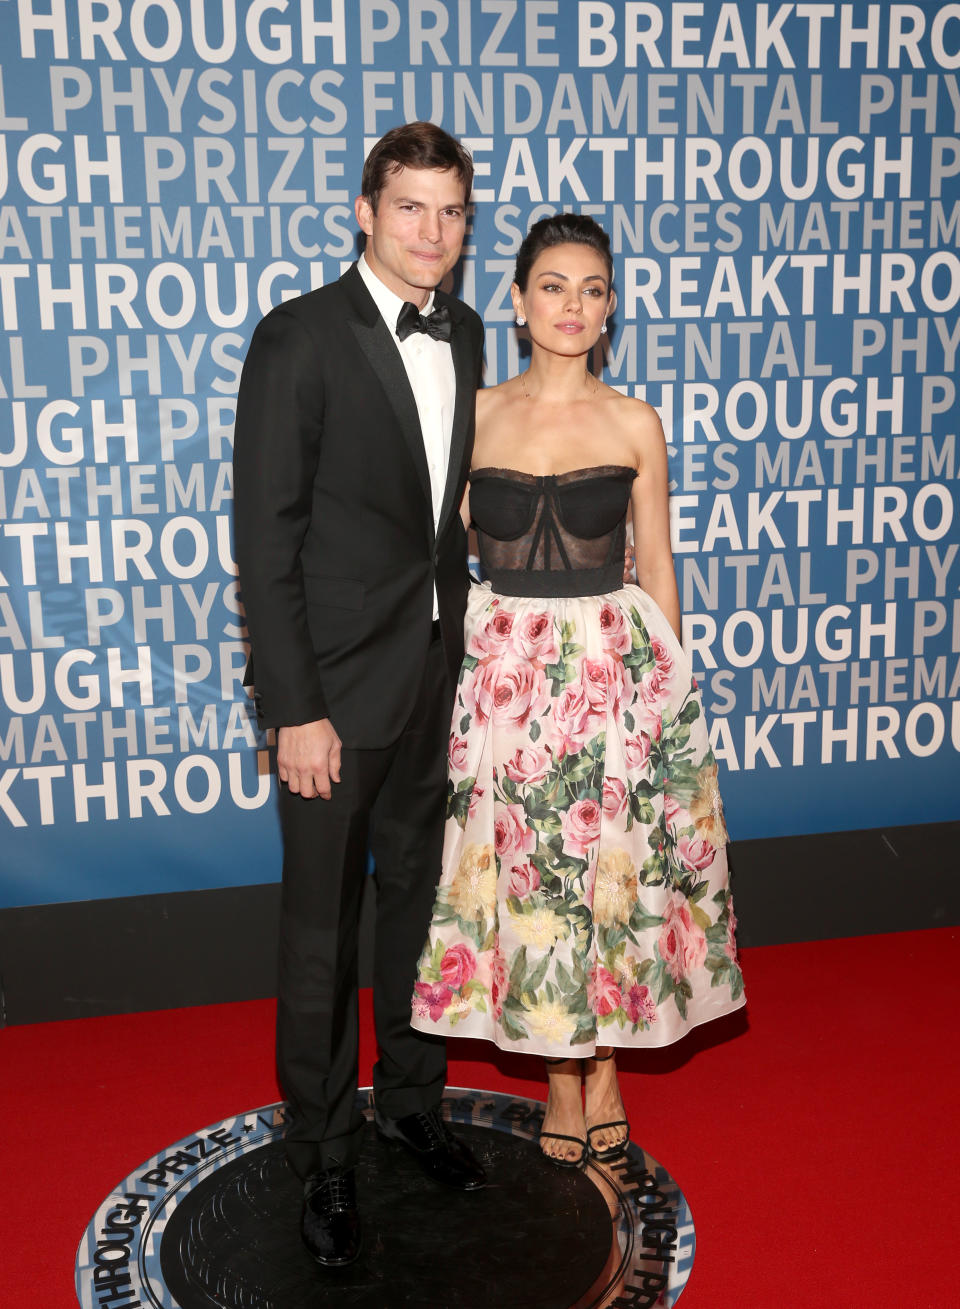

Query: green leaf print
(629, 792), (655, 825)
(570, 1019), (596, 1046)
(501, 1009), (529, 1042)
(630, 901), (664, 932)
(649, 960), (671, 1006)
(525, 951), (552, 995)
(554, 958), (579, 996)
(529, 719), (542, 742)
(500, 774), (520, 804)
(508, 945), (528, 995)
(459, 713), (471, 734)
(677, 698), (701, 725)
(640, 852), (667, 887)
(635, 957), (656, 983)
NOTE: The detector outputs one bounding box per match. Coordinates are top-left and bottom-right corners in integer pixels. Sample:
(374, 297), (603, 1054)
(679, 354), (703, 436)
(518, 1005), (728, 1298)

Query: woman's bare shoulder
(598, 386), (666, 451)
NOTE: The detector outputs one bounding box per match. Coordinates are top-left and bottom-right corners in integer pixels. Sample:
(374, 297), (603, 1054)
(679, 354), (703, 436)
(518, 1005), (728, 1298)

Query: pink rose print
(473, 607), (515, 656)
(467, 659), (499, 725)
(448, 733), (469, 772)
(625, 983), (657, 1026)
(553, 681), (599, 757)
(602, 776), (628, 820)
(561, 797), (603, 856)
(507, 861), (541, 899)
(663, 792), (683, 830)
(676, 834), (716, 874)
(582, 657), (610, 712)
(514, 611), (559, 663)
(599, 602), (632, 655)
(440, 944), (477, 990)
(494, 804), (531, 858)
(651, 637), (674, 683)
(587, 964), (622, 1017)
(658, 891), (708, 983)
(606, 652), (629, 714)
(504, 745), (552, 785)
(491, 661), (550, 729)
(625, 731), (652, 772)
(467, 784), (484, 818)
(413, 981), (452, 1022)
(638, 667), (665, 711)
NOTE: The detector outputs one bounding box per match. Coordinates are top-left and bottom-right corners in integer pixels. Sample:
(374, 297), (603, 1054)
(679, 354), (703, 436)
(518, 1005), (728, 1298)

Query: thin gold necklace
(519, 371), (601, 400)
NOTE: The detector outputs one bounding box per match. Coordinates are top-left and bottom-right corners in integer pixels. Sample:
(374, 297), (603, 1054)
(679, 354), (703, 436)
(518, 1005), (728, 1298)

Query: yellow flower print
(593, 850), (638, 928)
(448, 843), (497, 919)
(507, 902), (570, 950)
(524, 995), (573, 1044)
(689, 763), (729, 848)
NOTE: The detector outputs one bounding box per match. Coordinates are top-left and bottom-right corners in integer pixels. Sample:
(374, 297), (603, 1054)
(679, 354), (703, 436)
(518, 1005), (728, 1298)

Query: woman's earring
(600, 322), (607, 334)
(516, 315), (526, 326)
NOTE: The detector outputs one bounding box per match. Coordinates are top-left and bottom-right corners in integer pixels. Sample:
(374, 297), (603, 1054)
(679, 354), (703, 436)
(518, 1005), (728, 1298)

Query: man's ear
(355, 194), (374, 236)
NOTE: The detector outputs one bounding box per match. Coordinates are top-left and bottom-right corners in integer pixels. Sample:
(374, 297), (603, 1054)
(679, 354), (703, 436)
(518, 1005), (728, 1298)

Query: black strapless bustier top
(469, 465), (637, 598)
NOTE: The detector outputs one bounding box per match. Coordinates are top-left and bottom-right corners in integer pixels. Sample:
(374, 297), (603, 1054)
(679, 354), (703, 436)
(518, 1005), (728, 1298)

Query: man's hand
(277, 719), (342, 799)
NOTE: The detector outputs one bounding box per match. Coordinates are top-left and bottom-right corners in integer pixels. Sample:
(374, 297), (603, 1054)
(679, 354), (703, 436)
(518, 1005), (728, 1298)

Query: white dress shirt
(357, 254), (457, 620)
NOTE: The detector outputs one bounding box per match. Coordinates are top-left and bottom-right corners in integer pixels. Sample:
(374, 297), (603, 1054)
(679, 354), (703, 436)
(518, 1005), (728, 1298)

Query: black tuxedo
(234, 263), (483, 1175)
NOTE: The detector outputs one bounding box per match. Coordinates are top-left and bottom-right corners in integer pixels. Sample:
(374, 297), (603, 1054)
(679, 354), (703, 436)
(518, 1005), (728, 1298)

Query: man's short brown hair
(361, 121), (474, 211)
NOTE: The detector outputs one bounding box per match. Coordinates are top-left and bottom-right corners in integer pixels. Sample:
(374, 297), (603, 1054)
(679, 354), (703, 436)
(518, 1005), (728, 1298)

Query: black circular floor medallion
(76, 1089), (694, 1308)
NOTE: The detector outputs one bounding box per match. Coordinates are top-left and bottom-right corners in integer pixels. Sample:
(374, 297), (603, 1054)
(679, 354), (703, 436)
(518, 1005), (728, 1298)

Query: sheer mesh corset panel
(469, 465), (637, 598)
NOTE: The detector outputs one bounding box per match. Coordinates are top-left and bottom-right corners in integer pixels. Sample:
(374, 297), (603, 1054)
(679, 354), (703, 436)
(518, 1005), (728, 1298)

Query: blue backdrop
(1, 1), (958, 908)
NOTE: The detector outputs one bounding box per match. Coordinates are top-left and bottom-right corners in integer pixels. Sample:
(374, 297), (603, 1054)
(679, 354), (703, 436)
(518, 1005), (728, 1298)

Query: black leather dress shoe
(301, 1166), (362, 1266)
(375, 1108), (488, 1191)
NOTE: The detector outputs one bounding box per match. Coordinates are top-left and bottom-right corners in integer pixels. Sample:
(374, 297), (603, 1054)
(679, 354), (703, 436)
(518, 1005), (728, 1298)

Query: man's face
(355, 166), (468, 307)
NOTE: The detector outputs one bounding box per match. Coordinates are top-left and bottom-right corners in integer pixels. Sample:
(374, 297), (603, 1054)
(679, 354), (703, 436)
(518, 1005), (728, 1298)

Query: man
(233, 122), (486, 1268)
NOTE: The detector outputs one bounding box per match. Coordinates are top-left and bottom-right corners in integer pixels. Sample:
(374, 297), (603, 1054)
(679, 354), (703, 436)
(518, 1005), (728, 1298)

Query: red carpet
(2, 927), (956, 1308)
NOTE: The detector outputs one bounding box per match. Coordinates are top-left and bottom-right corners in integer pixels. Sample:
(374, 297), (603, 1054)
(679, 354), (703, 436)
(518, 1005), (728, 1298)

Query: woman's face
(512, 242), (613, 356)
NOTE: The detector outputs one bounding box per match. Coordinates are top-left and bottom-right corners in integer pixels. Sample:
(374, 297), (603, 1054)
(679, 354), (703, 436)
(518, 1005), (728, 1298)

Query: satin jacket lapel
(342, 268), (434, 522)
(437, 315), (475, 539)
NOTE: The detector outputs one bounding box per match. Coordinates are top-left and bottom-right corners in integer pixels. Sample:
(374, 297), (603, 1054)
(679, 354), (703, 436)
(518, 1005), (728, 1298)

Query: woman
(411, 214), (745, 1167)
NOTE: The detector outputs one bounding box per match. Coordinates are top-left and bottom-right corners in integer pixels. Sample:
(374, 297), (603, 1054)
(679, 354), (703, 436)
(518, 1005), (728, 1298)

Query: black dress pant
(276, 634), (450, 1178)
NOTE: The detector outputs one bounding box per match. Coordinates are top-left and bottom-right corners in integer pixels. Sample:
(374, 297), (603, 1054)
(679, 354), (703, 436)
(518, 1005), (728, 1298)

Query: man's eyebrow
(392, 196), (464, 207)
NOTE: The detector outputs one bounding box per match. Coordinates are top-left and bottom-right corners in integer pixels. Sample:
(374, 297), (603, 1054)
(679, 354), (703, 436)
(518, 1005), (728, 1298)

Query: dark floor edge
(2, 822), (958, 1025)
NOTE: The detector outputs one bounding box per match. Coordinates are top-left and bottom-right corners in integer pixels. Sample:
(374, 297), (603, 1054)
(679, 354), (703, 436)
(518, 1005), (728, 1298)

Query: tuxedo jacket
(233, 262), (484, 748)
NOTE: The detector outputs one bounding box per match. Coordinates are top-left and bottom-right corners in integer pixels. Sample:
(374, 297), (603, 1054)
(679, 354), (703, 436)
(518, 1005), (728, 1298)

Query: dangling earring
(600, 322), (607, 334)
(516, 315), (526, 326)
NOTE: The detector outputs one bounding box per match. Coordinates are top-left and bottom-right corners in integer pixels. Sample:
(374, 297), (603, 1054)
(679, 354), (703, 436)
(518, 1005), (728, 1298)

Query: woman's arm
(630, 405), (682, 642)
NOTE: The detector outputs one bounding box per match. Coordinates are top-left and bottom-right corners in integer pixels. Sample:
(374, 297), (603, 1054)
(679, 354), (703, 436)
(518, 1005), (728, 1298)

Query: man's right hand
(277, 719), (342, 799)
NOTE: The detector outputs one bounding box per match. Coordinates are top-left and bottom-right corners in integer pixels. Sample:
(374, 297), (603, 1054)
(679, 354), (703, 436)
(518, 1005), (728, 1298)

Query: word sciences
(10, 2), (960, 71)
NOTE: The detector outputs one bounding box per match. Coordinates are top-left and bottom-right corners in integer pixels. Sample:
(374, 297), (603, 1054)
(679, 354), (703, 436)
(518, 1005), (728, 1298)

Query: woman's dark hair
(361, 122), (474, 211)
(514, 213), (613, 291)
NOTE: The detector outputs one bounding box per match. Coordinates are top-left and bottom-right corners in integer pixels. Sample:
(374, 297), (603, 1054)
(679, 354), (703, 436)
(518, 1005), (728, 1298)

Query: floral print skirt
(410, 581), (745, 1057)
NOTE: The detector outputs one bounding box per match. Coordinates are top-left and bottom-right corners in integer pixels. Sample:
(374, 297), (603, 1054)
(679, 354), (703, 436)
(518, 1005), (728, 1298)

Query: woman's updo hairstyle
(514, 212), (614, 292)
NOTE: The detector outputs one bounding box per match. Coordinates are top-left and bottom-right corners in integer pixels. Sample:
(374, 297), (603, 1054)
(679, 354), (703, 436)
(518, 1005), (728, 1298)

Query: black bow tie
(396, 301), (452, 343)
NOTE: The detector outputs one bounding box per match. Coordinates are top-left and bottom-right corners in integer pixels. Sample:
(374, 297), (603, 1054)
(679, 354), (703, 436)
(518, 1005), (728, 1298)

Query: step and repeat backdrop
(1, 1), (958, 910)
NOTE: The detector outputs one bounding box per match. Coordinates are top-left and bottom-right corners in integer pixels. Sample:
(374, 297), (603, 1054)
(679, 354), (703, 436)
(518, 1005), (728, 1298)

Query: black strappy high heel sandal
(585, 1050), (630, 1161)
(539, 1057), (587, 1169)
